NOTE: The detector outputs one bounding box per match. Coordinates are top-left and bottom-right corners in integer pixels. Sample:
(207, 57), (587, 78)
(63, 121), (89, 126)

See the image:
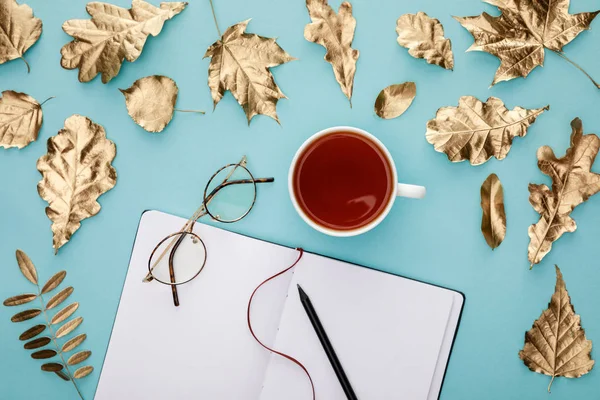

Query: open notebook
(95, 210), (463, 400)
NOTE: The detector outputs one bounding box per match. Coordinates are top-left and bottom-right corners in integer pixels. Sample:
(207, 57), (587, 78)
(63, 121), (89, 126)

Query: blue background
(1, 0), (600, 398)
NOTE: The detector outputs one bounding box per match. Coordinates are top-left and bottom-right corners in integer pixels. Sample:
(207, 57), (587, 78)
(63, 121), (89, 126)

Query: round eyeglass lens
(204, 164), (256, 223)
(149, 231), (207, 285)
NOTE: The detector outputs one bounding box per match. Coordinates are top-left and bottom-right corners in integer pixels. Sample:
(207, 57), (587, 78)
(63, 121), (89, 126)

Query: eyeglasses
(143, 156), (274, 306)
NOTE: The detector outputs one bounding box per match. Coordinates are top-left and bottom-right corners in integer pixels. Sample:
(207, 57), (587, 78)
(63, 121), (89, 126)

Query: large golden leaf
(528, 118), (600, 267)
(426, 96), (548, 165)
(480, 173), (506, 249)
(396, 12), (453, 70)
(0, 91), (43, 149)
(60, 0), (187, 83)
(304, 0), (359, 106)
(37, 115), (117, 254)
(455, 0), (599, 87)
(519, 266), (594, 391)
(0, 0), (42, 72)
(204, 20), (294, 124)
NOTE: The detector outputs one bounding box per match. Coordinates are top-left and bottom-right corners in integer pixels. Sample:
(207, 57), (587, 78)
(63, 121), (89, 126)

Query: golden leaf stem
(551, 50), (600, 89)
(208, 0), (222, 37)
(40, 97), (56, 107)
(19, 57), (30, 73)
(174, 108), (205, 114)
(548, 375), (555, 393)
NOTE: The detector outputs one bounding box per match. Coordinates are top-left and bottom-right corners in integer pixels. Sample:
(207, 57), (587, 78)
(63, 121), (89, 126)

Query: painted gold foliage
(519, 266), (594, 392)
(396, 12), (453, 70)
(37, 115), (117, 254)
(480, 173), (506, 249)
(0, 0), (42, 72)
(304, 0), (359, 106)
(426, 96), (548, 165)
(0, 91), (47, 149)
(3, 250), (93, 395)
(374, 82), (416, 120)
(204, 20), (294, 124)
(60, 0), (187, 83)
(528, 118), (600, 267)
(455, 0), (599, 87)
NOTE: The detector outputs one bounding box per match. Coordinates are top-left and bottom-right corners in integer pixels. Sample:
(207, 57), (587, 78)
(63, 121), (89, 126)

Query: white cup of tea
(288, 126), (426, 237)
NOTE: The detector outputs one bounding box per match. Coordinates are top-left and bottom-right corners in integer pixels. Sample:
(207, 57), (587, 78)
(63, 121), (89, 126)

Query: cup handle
(397, 183), (426, 199)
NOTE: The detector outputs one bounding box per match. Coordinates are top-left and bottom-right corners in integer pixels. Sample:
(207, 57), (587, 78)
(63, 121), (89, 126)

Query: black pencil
(297, 284), (358, 400)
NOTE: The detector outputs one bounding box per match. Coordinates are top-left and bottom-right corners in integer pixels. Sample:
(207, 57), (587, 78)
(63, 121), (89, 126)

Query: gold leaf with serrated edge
(204, 20), (294, 124)
(0, 91), (43, 149)
(51, 303), (79, 325)
(455, 1), (599, 87)
(41, 271), (66, 294)
(304, 0), (359, 106)
(37, 115), (117, 253)
(19, 324), (46, 341)
(374, 82), (416, 120)
(3, 293), (37, 306)
(31, 349), (57, 359)
(16, 249), (37, 284)
(396, 12), (453, 70)
(46, 287), (73, 310)
(528, 118), (600, 267)
(60, 0), (187, 83)
(0, 0), (42, 72)
(68, 350), (91, 366)
(41, 363), (64, 372)
(11, 309), (41, 322)
(426, 96), (548, 165)
(74, 365), (93, 379)
(55, 316), (83, 338)
(62, 333), (87, 353)
(480, 173), (506, 249)
(24, 337), (51, 350)
(519, 266), (594, 392)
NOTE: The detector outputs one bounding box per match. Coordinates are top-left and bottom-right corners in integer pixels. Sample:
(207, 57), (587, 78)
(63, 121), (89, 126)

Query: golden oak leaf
(121, 75), (178, 133)
(455, 0), (599, 86)
(396, 12), (453, 70)
(0, 0), (42, 72)
(480, 173), (506, 249)
(37, 115), (117, 254)
(60, 0), (187, 83)
(204, 20), (294, 124)
(528, 118), (600, 267)
(426, 96), (548, 165)
(304, 0), (359, 106)
(0, 90), (44, 149)
(519, 266), (594, 392)
(374, 82), (416, 120)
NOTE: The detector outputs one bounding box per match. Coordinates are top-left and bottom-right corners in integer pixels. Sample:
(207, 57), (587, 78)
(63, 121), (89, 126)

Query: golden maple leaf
(37, 115), (117, 254)
(519, 266), (594, 392)
(0, 0), (42, 72)
(60, 0), (187, 84)
(0, 90), (44, 149)
(204, 19), (295, 124)
(528, 118), (600, 267)
(455, 0), (599, 87)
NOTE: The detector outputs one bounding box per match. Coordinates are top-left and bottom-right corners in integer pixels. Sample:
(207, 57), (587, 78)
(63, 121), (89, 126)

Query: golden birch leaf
(528, 118), (600, 267)
(426, 96), (548, 165)
(60, 0), (187, 84)
(62, 333), (87, 353)
(67, 350), (91, 366)
(11, 309), (41, 322)
(455, 1), (599, 87)
(50, 302), (79, 325)
(37, 115), (117, 254)
(41, 271), (67, 294)
(19, 324), (46, 341)
(46, 286), (73, 310)
(396, 12), (453, 70)
(480, 173), (506, 249)
(0, 0), (42, 72)
(73, 365), (93, 379)
(204, 20), (295, 124)
(304, 0), (359, 106)
(0, 91), (44, 149)
(374, 82), (416, 120)
(16, 249), (37, 284)
(55, 316), (83, 338)
(519, 266), (594, 392)
(3, 293), (37, 306)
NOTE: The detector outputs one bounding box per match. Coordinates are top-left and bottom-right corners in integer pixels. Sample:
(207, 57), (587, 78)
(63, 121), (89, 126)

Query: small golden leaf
(46, 287), (73, 310)
(19, 324), (46, 341)
(55, 316), (83, 338)
(54, 370), (70, 381)
(204, 20), (295, 124)
(426, 96), (548, 165)
(37, 115), (117, 253)
(11, 309), (41, 322)
(41, 363), (64, 372)
(50, 302), (79, 325)
(480, 174), (506, 250)
(304, 0), (359, 106)
(16, 249), (37, 284)
(374, 82), (416, 120)
(62, 333), (87, 353)
(41, 271), (67, 294)
(24, 336), (51, 350)
(528, 118), (600, 267)
(60, 0), (187, 83)
(0, 0), (42, 71)
(67, 350), (91, 366)
(519, 266), (594, 392)
(31, 349), (57, 359)
(0, 91), (43, 149)
(73, 365), (93, 379)
(3, 293), (37, 306)
(396, 12), (453, 70)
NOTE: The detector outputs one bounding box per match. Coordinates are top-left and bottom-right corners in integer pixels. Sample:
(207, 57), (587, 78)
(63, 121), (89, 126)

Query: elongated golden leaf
(41, 363), (64, 372)
(41, 271), (66, 294)
(68, 350), (91, 366)
(50, 302), (79, 325)
(24, 336), (50, 350)
(204, 20), (294, 124)
(520, 266), (594, 391)
(46, 286), (73, 310)
(0, 0), (42, 71)
(455, 1), (599, 87)
(37, 115), (117, 253)
(426, 96), (548, 165)
(396, 12), (453, 70)
(11, 309), (41, 322)
(0, 91), (43, 149)
(304, 0), (359, 105)
(16, 249), (37, 284)
(19, 324), (46, 341)
(55, 316), (83, 338)
(54, 370), (70, 381)
(60, 0), (187, 83)
(31, 349), (56, 359)
(374, 82), (416, 120)
(3, 293), (37, 306)
(73, 365), (93, 379)
(480, 173), (506, 249)
(528, 118), (600, 267)
(62, 333), (87, 353)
